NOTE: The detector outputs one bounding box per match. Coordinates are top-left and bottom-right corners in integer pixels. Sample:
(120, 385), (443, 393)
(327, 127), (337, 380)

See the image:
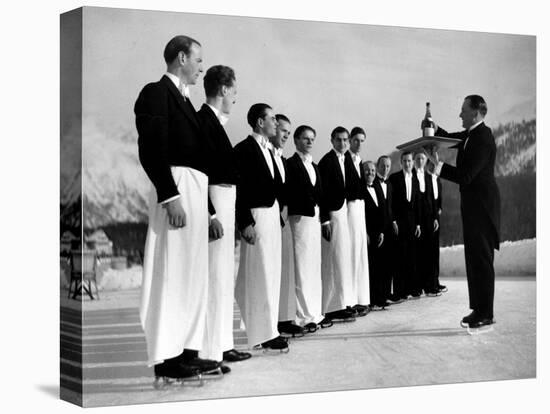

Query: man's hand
(392, 221), (399, 236)
(377, 233), (384, 248)
(241, 225), (256, 245)
(423, 146), (439, 166)
(433, 219), (439, 233)
(164, 199), (186, 228)
(414, 225), (421, 238)
(209, 217), (224, 241)
(322, 223), (332, 242)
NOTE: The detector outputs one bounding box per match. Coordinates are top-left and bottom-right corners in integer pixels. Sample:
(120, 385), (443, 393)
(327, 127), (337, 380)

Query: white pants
(140, 167), (208, 366)
(290, 206), (323, 325)
(348, 200), (370, 306)
(199, 185), (236, 362)
(321, 204), (353, 313)
(235, 201), (282, 347)
(278, 206), (297, 322)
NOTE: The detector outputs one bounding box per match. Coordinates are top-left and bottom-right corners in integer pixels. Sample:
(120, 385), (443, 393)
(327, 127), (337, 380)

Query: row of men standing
(134, 35), (445, 382)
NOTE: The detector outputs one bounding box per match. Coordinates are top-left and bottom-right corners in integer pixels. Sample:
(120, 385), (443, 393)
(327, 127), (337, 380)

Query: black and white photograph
(3, 1), (548, 413)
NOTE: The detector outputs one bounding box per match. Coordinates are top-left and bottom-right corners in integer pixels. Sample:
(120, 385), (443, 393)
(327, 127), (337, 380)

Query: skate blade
(332, 317), (356, 323)
(153, 374), (204, 389)
(280, 332), (304, 339)
(467, 325), (495, 335)
(251, 346), (289, 355)
(201, 367), (224, 379)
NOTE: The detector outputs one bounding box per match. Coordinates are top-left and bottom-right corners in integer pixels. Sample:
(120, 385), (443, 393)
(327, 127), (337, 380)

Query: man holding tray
(425, 95), (501, 331)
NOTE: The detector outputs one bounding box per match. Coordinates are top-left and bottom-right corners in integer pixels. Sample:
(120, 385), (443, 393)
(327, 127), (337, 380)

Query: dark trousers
(417, 224), (438, 293)
(381, 231), (396, 300)
(462, 207), (495, 319)
(431, 227), (440, 286)
(368, 241), (385, 306)
(395, 229), (417, 298)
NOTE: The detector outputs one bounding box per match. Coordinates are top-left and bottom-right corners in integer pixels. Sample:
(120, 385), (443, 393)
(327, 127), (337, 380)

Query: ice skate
(325, 309), (356, 323)
(318, 317), (333, 329)
(153, 362), (203, 389)
(278, 321), (305, 338)
(466, 317), (495, 335)
(304, 322), (318, 333)
(253, 336), (290, 354)
(350, 304), (369, 317)
(184, 357), (226, 380)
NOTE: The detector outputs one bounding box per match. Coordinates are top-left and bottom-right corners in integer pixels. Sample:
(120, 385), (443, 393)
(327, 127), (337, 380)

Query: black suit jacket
(135, 75), (207, 203)
(234, 136), (282, 231)
(389, 170), (420, 236)
(285, 153), (323, 218)
(413, 168), (437, 229)
(345, 151), (366, 201)
(364, 183), (385, 238)
(437, 122), (500, 248)
(318, 150), (347, 223)
(374, 176), (394, 232)
(271, 153), (289, 209)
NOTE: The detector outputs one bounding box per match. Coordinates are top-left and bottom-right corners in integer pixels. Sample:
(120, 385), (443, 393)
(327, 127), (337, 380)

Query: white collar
(416, 168), (424, 174)
(297, 151), (313, 163)
(377, 173), (387, 181)
(207, 104), (229, 126)
(403, 170), (413, 177)
(468, 120), (484, 132)
(252, 132), (269, 149)
(333, 148), (345, 159)
(165, 72), (189, 97)
(351, 152), (361, 162)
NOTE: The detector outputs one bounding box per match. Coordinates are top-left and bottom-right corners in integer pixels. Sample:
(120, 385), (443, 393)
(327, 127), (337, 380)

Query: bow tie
(352, 153), (361, 163)
(299, 153), (312, 164)
(336, 152), (345, 161)
(272, 147), (283, 157)
(178, 82), (190, 99)
(258, 136), (269, 149)
(367, 183), (374, 188)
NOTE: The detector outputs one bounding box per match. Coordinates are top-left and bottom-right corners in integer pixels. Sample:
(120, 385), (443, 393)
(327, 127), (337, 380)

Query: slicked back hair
(350, 126), (366, 137)
(401, 151), (413, 161)
(465, 94), (488, 116)
(275, 114), (291, 125)
(247, 103), (272, 129)
(377, 155), (390, 166)
(163, 35), (201, 64)
(331, 126), (350, 139)
(294, 125), (316, 140)
(203, 65), (235, 98)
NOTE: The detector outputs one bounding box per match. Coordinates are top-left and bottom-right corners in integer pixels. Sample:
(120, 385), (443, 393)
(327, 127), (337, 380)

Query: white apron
(290, 206), (323, 325)
(278, 206), (297, 322)
(347, 199), (370, 306)
(321, 204), (353, 313)
(235, 201), (282, 347)
(199, 185), (236, 362)
(140, 167), (208, 366)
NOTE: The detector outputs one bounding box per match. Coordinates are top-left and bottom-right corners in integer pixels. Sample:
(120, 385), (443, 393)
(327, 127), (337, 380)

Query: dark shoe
(326, 309), (356, 322)
(467, 317), (495, 329)
(369, 303), (386, 311)
(278, 321), (305, 337)
(318, 317), (334, 329)
(222, 349), (252, 363)
(154, 361), (200, 379)
(460, 311), (478, 328)
(261, 336), (289, 351)
(387, 294), (405, 304)
(184, 357), (220, 373)
(220, 364), (231, 374)
(409, 292), (422, 299)
(438, 284), (448, 292)
(304, 322), (318, 333)
(425, 290), (442, 297)
(351, 304), (370, 316)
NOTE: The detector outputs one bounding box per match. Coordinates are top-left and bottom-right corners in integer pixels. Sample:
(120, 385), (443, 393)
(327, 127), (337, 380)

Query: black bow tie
(367, 184), (374, 188)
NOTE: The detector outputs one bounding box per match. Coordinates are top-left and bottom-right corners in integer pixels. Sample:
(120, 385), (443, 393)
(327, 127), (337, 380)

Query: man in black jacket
(318, 127), (355, 322)
(196, 65), (251, 366)
(389, 152), (422, 301)
(413, 152), (441, 297)
(363, 161), (387, 309)
(286, 125), (328, 331)
(135, 35), (219, 381)
(234, 104), (289, 352)
(427, 95), (500, 330)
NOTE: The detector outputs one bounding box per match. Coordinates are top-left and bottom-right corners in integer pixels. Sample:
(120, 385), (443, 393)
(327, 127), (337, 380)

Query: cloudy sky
(70, 7), (536, 162)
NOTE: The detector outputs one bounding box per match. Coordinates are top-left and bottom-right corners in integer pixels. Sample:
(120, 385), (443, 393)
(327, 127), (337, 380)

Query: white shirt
(376, 173), (388, 199)
(252, 132), (274, 178)
(165, 72), (190, 98)
(206, 104), (229, 126)
(298, 151), (316, 186)
(366, 184), (378, 207)
(270, 143), (285, 183)
(416, 168), (425, 193)
(431, 173), (439, 200)
(351, 152), (361, 176)
(404, 170), (412, 202)
(333, 149), (346, 184)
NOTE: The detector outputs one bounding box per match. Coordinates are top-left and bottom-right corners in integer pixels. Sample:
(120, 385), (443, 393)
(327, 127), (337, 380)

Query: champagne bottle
(422, 102), (435, 137)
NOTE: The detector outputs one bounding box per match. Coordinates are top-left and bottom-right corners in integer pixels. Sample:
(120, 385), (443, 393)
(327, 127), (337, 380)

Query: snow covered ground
(61, 238), (536, 291)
